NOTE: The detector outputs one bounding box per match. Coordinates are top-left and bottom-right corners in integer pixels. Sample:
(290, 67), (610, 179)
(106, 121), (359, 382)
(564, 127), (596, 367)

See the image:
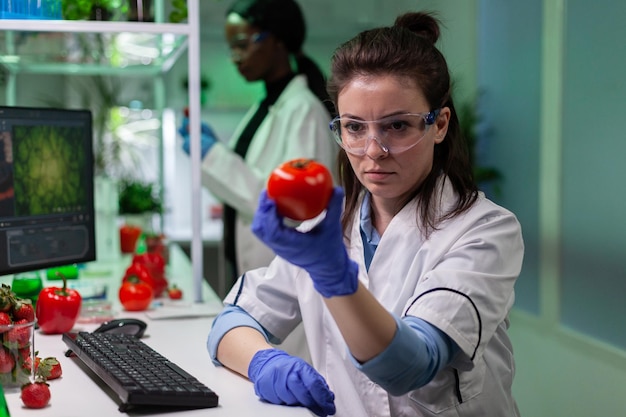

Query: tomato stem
(291, 158), (312, 169)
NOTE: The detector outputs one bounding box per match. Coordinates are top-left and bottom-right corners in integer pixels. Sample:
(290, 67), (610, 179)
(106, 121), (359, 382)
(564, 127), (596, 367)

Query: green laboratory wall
(479, 0), (626, 416)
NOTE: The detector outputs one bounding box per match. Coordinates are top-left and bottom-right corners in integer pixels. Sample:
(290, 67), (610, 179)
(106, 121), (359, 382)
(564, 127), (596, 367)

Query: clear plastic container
(0, 320), (35, 392)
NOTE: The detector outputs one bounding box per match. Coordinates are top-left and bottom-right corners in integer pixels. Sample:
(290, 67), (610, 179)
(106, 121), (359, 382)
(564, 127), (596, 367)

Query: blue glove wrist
(311, 256), (359, 298)
(178, 117), (217, 159)
(248, 349), (335, 417)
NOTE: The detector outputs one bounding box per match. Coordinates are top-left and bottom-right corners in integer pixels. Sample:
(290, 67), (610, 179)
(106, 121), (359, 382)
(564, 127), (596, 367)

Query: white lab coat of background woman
(201, 74), (337, 275)
(222, 178), (524, 417)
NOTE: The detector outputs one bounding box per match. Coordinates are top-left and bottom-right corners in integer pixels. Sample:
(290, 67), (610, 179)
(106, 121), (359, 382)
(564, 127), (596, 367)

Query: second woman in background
(179, 0), (337, 286)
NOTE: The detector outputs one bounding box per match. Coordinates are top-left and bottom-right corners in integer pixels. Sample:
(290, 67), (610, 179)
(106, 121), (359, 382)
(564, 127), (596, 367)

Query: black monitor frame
(0, 106), (96, 276)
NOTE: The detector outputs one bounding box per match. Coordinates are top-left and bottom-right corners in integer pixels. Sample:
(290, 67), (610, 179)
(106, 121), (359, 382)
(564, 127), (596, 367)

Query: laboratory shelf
(0, 19), (191, 76)
(0, 1), (207, 303)
(0, 31), (188, 76)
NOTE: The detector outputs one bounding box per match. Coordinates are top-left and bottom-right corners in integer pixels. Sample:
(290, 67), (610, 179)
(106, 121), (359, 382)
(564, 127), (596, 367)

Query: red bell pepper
(36, 273), (82, 334)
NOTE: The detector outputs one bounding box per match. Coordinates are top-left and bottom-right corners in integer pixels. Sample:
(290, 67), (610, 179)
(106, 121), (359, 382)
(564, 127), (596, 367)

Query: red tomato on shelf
(267, 158), (333, 221)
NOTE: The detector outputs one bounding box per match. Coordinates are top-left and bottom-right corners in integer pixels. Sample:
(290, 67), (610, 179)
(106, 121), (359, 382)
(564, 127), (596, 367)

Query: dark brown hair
(326, 12), (478, 237)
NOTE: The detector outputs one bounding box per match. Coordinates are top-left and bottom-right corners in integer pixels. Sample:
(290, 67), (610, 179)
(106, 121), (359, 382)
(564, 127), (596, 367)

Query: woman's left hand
(248, 349), (336, 417)
(252, 187), (358, 297)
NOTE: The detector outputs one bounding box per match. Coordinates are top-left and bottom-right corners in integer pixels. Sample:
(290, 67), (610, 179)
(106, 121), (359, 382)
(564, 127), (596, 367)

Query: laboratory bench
(0, 244), (311, 417)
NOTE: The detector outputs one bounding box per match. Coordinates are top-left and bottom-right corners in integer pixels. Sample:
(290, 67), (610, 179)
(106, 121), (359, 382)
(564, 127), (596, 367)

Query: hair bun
(394, 12), (441, 45)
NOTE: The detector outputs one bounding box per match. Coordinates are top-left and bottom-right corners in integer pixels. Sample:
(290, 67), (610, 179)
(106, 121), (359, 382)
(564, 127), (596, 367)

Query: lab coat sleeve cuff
(350, 315), (458, 395)
(207, 304), (273, 366)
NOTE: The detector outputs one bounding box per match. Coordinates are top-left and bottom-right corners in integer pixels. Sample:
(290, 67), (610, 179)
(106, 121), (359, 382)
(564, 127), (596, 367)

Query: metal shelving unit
(0, 0), (207, 303)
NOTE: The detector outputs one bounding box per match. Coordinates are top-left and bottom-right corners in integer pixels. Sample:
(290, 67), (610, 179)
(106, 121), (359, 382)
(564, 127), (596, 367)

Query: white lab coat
(223, 178), (524, 417)
(200, 74), (337, 275)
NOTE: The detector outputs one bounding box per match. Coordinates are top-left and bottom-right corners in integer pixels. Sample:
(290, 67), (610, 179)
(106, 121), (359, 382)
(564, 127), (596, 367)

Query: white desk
(1, 245), (311, 417)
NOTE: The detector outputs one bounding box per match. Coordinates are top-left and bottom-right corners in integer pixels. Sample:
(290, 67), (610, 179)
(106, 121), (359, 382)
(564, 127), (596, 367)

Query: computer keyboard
(62, 331), (219, 412)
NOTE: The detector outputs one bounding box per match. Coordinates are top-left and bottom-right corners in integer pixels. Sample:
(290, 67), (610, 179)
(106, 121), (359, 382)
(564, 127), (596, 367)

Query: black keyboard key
(62, 331), (218, 411)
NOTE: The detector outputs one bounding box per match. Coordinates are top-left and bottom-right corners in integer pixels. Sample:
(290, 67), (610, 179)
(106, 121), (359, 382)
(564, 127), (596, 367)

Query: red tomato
(267, 158), (333, 221)
(122, 263), (156, 293)
(167, 285), (183, 300)
(119, 278), (153, 311)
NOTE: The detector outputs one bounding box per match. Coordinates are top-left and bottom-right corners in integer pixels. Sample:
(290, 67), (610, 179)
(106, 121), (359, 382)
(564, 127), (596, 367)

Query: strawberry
(0, 348), (15, 373)
(0, 312), (11, 329)
(37, 357), (62, 380)
(18, 348), (31, 362)
(12, 300), (35, 323)
(21, 379), (51, 409)
(6, 319), (32, 348)
(21, 354), (33, 373)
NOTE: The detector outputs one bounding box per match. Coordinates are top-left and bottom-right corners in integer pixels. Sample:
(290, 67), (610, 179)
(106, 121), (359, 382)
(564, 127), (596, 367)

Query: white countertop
(1, 245), (311, 417)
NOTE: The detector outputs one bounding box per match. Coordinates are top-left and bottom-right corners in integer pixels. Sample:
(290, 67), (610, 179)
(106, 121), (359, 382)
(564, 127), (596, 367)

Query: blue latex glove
(251, 187), (359, 297)
(248, 349), (336, 417)
(178, 116), (218, 158)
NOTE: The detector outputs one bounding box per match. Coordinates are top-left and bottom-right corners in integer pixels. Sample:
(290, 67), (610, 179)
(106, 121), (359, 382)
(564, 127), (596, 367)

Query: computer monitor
(0, 106), (96, 276)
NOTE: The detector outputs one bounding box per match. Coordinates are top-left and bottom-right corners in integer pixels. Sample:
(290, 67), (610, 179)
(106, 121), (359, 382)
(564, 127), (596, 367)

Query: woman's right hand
(177, 117), (218, 158)
(251, 188), (359, 298)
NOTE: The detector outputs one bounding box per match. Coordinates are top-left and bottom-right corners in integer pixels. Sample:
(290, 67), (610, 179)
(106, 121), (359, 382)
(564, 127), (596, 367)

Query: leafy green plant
(118, 180), (163, 215)
(61, 0), (128, 20)
(169, 0), (188, 23)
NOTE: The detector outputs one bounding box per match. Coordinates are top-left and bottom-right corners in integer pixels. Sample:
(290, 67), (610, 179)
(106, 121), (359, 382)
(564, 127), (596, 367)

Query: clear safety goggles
(228, 32), (269, 59)
(329, 110), (440, 155)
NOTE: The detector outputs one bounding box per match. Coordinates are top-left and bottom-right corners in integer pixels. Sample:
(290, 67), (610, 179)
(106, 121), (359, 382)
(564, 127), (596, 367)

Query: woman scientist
(179, 0), (337, 285)
(207, 11), (524, 417)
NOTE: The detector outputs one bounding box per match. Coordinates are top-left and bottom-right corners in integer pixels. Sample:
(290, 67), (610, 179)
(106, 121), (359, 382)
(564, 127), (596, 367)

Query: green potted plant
(118, 179), (163, 253)
(118, 179), (162, 216)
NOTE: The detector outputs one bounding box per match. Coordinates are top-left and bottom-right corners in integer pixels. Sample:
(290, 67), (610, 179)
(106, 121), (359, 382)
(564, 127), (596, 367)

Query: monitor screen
(0, 106), (96, 276)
